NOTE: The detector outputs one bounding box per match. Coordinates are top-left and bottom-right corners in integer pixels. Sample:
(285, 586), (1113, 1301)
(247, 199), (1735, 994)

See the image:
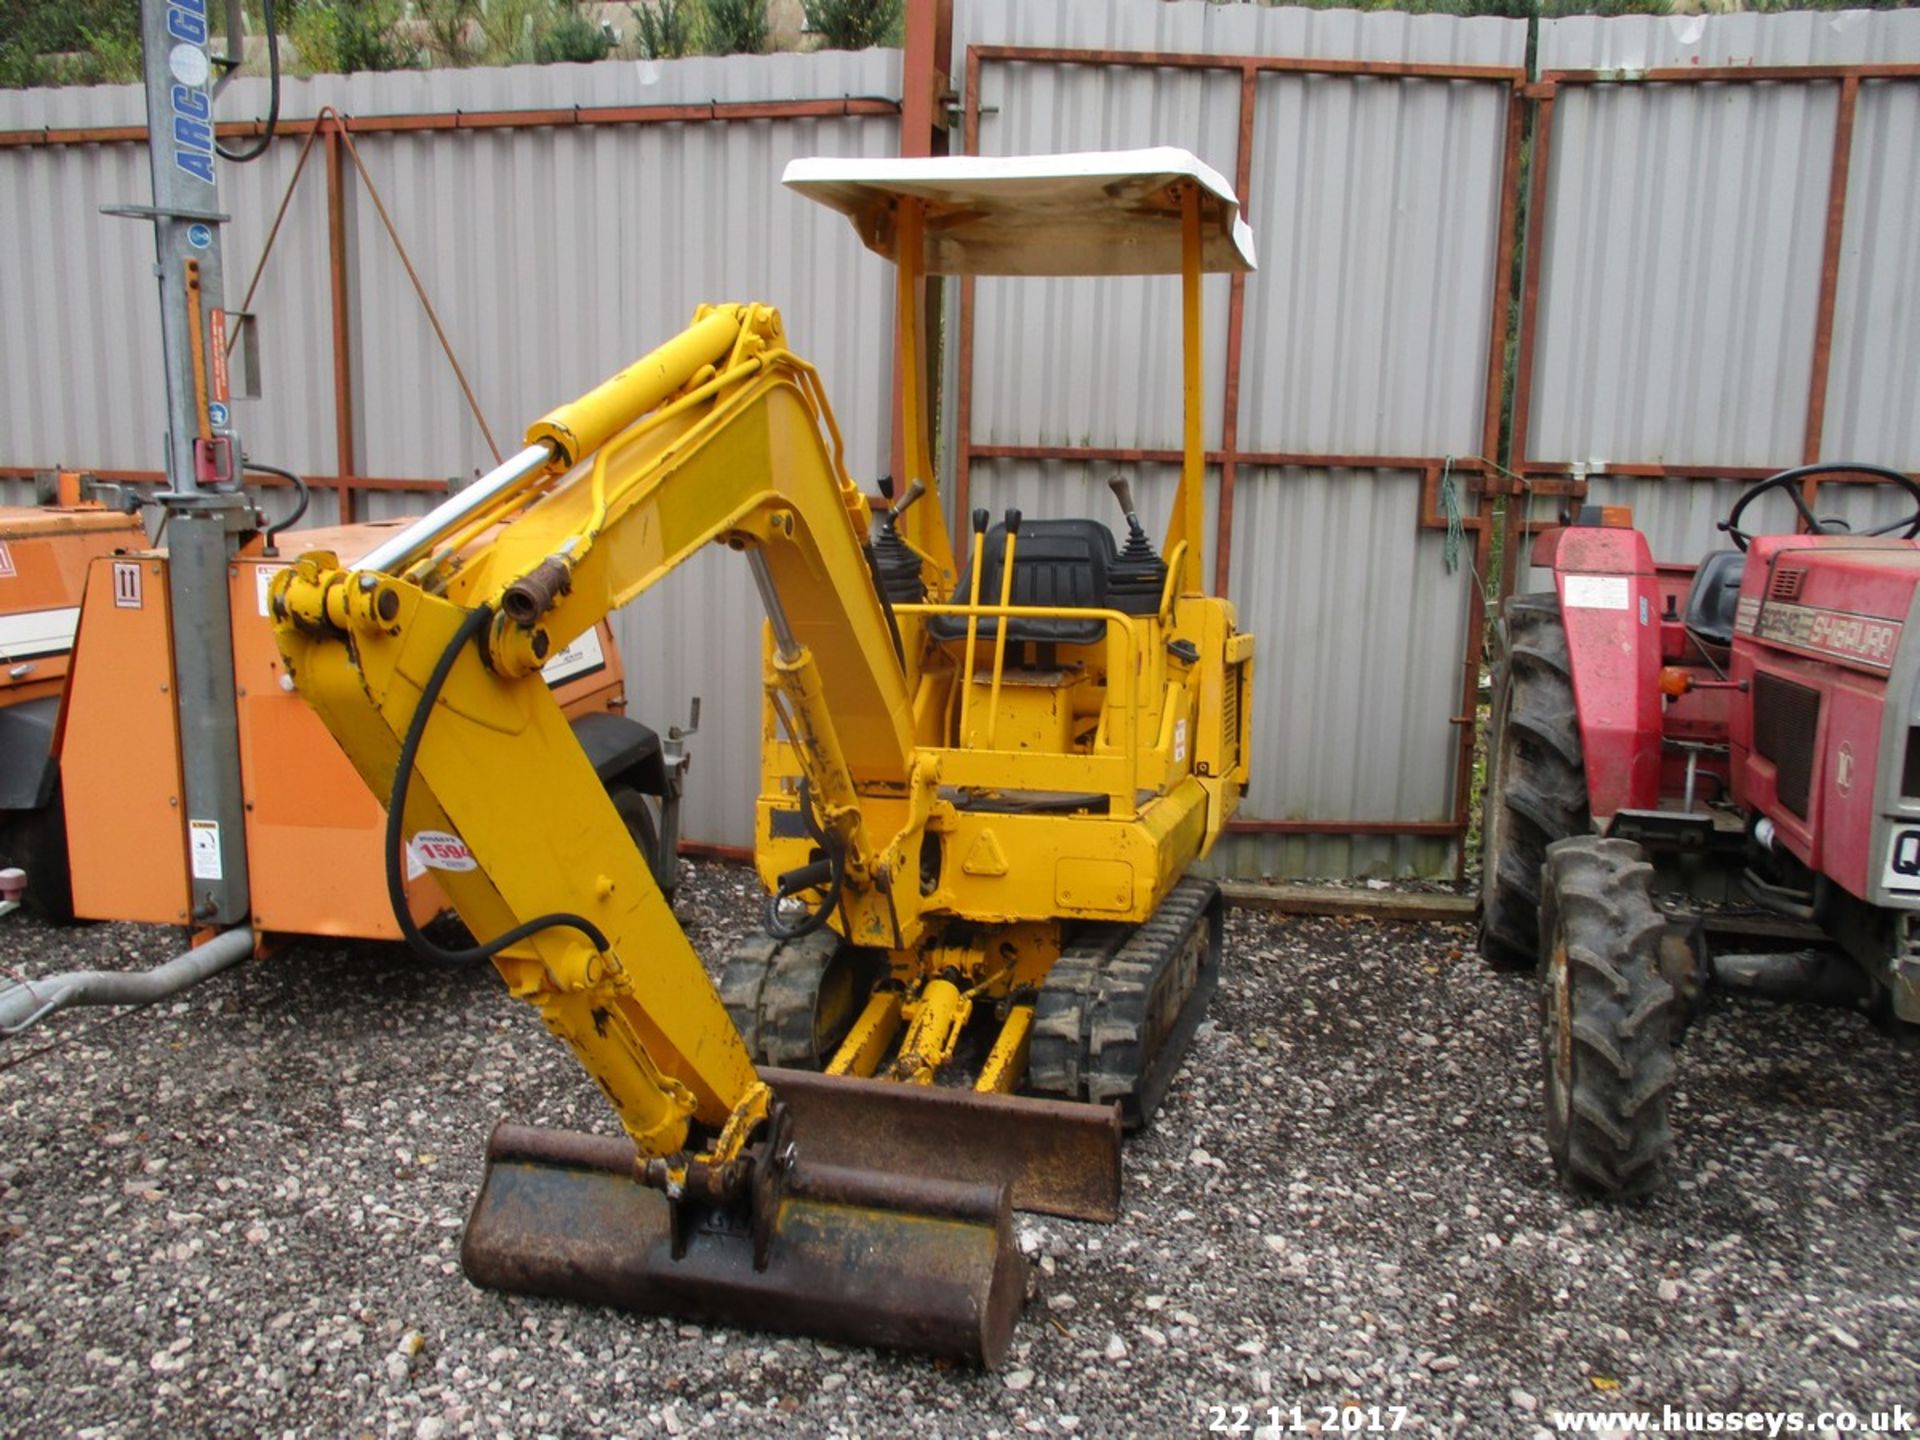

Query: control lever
(1108, 473), (1162, 569)
(669, 696), (702, 744)
(887, 479), (928, 526)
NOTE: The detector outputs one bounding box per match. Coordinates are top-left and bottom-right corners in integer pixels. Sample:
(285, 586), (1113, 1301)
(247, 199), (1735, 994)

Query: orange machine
(52, 515), (674, 939)
(0, 477), (149, 912)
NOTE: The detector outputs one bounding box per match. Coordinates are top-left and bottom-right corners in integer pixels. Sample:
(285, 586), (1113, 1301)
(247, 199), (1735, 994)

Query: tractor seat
(927, 519), (1117, 648)
(1682, 550), (1746, 648)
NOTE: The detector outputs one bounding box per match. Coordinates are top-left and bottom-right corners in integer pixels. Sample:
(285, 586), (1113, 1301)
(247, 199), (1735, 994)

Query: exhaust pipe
(0, 925), (253, 1036)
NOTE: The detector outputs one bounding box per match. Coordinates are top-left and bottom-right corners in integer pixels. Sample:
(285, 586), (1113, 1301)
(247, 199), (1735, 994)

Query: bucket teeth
(462, 1121), (1026, 1367)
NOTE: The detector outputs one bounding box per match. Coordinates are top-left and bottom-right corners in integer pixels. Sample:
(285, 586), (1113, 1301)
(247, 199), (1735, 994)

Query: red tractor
(1480, 464), (1920, 1198)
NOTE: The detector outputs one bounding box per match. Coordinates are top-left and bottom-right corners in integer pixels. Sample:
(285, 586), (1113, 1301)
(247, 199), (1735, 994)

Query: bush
(701, 0), (768, 56)
(631, 0), (696, 59)
(534, 7), (612, 62)
(803, 0), (901, 49)
(418, 0), (483, 66)
(0, 0), (141, 88)
(72, 22), (143, 82)
(286, 0), (416, 75)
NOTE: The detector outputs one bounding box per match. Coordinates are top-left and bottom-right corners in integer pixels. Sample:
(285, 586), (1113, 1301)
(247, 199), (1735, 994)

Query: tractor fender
(568, 712), (668, 797)
(1543, 526), (1664, 821)
(0, 695), (62, 812)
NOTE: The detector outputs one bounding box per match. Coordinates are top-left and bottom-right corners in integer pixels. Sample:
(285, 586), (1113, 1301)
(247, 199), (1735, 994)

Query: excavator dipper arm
(270, 305), (1037, 1364)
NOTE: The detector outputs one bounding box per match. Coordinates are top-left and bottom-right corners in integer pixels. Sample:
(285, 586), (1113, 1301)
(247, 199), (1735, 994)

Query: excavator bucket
(464, 1124), (1025, 1364)
(461, 1081), (1123, 1366)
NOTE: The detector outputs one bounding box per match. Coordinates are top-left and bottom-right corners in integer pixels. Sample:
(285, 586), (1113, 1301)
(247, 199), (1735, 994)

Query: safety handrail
(894, 600), (1148, 810)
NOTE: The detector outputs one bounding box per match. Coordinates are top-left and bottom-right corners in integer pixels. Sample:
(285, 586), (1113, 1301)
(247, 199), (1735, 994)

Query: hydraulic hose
(764, 775), (845, 942)
(246, 460), (309, 555)
(216, 0), (281, 163)
(386, 604), (610, 966)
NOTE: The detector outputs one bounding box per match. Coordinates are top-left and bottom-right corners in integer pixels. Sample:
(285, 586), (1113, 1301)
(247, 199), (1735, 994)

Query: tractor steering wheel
(1720, 463), (1920, 552)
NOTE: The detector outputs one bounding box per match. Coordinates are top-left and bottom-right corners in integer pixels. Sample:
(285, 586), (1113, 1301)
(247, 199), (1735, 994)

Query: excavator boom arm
(272, 305), (919, 1161)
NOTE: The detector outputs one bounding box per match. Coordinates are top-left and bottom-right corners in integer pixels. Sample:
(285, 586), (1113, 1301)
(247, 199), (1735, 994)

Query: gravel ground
(2, 861), (1916, 1440)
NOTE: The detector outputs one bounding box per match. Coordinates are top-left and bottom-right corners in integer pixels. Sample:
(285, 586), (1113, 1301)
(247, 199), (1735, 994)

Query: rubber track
(1030, 878), (1222, 1129)
(1540, 837), (1677, 1199)
(1481, 593), (1591, 972)
(1028, 924), (1129, 1102)
(716, 928), (845, 1070)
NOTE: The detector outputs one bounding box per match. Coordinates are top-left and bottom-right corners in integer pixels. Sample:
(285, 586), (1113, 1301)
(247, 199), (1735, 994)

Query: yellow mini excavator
(270, 149), (1257, 1365)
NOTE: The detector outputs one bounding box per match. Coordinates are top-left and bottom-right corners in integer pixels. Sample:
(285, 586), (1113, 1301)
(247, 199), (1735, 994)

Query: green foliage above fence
(699, 0), (771, 55)
(631, 0), (698, 58)
(286, 0), (418, 74)
(803, 0), (904, 48)
(5, 0), (1919, 88)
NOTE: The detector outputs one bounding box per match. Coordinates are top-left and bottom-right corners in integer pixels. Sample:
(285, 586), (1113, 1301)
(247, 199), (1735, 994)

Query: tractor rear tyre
(1538, 836), (1676, 1200)
(1480, 593), (1590, 972)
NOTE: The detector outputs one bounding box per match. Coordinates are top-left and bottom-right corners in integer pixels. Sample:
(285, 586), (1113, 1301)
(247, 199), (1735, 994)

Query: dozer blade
(763, 1067), (1123, 1222)
(462, 1123), (1027, 1366)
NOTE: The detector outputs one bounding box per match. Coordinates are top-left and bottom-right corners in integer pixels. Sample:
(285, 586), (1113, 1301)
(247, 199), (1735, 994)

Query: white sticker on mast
(188, 819), (223, 881)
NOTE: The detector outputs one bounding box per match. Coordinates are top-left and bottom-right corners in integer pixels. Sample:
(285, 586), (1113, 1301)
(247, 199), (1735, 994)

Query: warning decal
(189, 819), (223, 881)
(1563, 575), (1630, 611)
(210, 310), (230, 405)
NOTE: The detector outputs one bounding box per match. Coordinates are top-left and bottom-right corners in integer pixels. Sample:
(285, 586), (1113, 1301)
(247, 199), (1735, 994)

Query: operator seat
(927, 519), (1119, 649)
(1682, 550), (1746, 648)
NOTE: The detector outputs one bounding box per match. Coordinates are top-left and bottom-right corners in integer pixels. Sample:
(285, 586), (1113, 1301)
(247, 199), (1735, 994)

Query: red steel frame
(952, 43), (1528, 863)
(1500, 65), (1920, 596)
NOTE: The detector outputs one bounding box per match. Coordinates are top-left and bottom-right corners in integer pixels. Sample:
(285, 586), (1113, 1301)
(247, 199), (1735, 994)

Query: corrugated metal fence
(950, 0), (1530, 879)
(1513, 10), (1920, 581)
(0, 51), (901, 850)
(4, 4), (1920, 873)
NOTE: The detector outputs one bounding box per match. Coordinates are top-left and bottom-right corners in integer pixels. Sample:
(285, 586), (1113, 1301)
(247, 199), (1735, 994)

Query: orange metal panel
(61, 554), (191, 925)
(0, 506), (146, 707)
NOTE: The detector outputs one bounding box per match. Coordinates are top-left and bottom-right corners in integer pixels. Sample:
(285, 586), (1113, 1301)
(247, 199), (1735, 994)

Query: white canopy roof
(781, 147), (1257, 278)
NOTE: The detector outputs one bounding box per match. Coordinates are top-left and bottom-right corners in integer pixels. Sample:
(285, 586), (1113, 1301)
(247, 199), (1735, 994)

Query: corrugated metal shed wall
(0, 52), (900, 848)
(1529, 11), (1920, 571)
(952, 0), (1527, 877)
(1828, 70), (1920, 468)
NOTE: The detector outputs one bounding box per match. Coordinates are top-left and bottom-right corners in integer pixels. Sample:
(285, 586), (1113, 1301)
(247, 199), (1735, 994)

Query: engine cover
(1730, 534), (1920, 906)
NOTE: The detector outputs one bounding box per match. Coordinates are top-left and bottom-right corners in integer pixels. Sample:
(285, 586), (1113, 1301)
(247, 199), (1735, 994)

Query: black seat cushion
(1682, 550), (1746, 647)
(927, 519), (1118, 648)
